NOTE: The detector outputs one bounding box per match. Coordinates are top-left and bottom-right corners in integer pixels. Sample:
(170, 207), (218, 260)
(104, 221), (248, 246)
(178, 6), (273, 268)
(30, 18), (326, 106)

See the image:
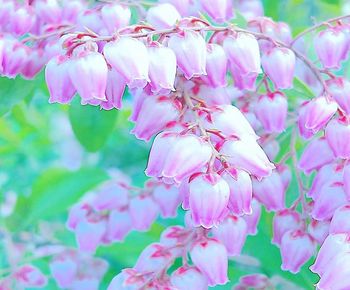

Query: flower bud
(307, 219), (330, 245)
(190, 238), (228, 286)
(327, 77), (350, 115)
(272, 209), (301, 245)
(129, 195), (159, 231)
(199, 0), (233, 23)
(204, 44), (227, 88)
(243, 198), (261, 235)
(146, 3), (181, 29)
(100, 68), (126, 110)
(325, 118), (350, 159)
(153, 184), (181, 218)
(2, 40), (28, 78)
(15, 265), (47, 288)
(329, 205), (350, 234)
(101, 4), (131, 33)
(35, 0), (62, 23)
(170, 266), (208, 290)
(75, 220), (106, 253)
(106, 209), (132, 242)
(50, 258), (77, 288)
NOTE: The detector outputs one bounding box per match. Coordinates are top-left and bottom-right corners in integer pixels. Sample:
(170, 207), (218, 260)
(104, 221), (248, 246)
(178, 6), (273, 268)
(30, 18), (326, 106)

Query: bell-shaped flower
(254, 92), (288, 133)
(153, 184), (181, 218)
(189, 173), (230, 228)
(68, 52), (108, 102)
(46, 56), (76, 104)
(107, 269), (146, 290)
(204, 44), (227, 88)
(262, 47), (295, 89)
(9, 7), (34, 36)
(101, 4), (131, 33)
(220, 138), (274, 179)
(327, 77), (350, 115)
(145, 132), (212, 184)
(170, 266), (208, 290)
(160, 0), (191, 16)
(168, 30), (207, 79)
(223, 33), (261, 75)
(272, 209), (301, 245)
(199, 0), (233, 23)
(100, 68), (126, 110)
(329, 205), (350, 234)
(104, 37), (150, 88)
(106, 209), (132, 242)
(15, 265), (48, 288)
(311, 182), (347, 221)
(310, 233), (350, 275)
(222, 169), (252, 216)
(75, 219), (106, 253)
(314, 28), (347, 70)
(146, 3), (181, 29)
(129, 194), (159, 231)
(50, 257), (77, 288)
(307, 219), (330, 245)
(2, 40), (28, 78)
(160, 226), (186, 257)
(253, 171), (286, 212)
(343, 164), (350, 199)
(243, 198), (261, 235)
(212, 215), (248, 256)
(35, 0), (62, 23)
(298, 137), (335, 174)
(190, 238), (228, 286)
(148, 44), (177, 92)
(230, 62), (258, 91)
(280, 230), (315, 274)
(325, 118), (350, 159)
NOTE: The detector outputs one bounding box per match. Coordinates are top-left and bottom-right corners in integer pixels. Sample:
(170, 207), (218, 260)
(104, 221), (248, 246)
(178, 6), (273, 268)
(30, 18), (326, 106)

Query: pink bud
(272, 209), (301, 245)
(243, 198), (261, 235)
(15, 265), (47, 288)
(221, 139), (274, 179)
(253, 171), (286, 212)
(199, 0), (233, 23)
(280, 230), (315, 274)
(317, 252), (350, 290)
(254, 92), (288, 133)
(108, 269), (146, 290)
(100, 68), (126, 110)
(106, 209), (132, 242)
(50, 258), (77, 288)
(230, 62), (258, 91)
(129, 194), (159, 231)
(160, 226), (186, 257)
(153, 184), (181, 218)
(145, 132), (212, 184)
(189, 173), (230, 228)
(45, 56), (76, 104)
(204, 44), (227, 87)
(325, 118), (350, 159)
(311, 233), (350, 275)
(311, 182), (347, 221)
(9, 7), (34, 36)
(168, 30), (207, 79)
(327, 77), (350, 115)
(308, 219), (330, 244)
(148, 45), (177, 92)
(315, 28), (347, 69)
(298, 137), (335, 174)
(134, 243), (173, 273)
(146, 3), (181, 29)
(104, 37), (150, 88)
(205, 105), (259, 140)
(298, 102), (315, 140)
(308, 164), (339, 198)
(223, 33), (261, 75)
(329, 205), (350, 234)
(75, 220), (106, 253)
(212, 215), (248, 256)
(66, 203), (89, 231)
(262, 47), (295, 89)
(2, 40), (28, 78)
(101, 4), (131, 33)
(170, 266), (208, 290)
(222, 169), (252, 216)
(190, 238), (228, 286)
(278, 164), (292, 190)
(21, 49), (46, 80)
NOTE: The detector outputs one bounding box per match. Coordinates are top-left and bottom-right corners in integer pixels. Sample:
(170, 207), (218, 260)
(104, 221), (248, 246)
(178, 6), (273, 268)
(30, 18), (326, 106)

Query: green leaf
(284, 77), (315, 104)
(69, 100), (118, 152)
(6, 167), (108, 230)
(0, 77), (36, 116)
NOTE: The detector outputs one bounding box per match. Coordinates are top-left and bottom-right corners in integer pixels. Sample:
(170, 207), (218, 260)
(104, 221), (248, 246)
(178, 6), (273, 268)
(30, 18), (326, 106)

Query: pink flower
(131, 96), (180, 141)
(129, 194), (159, 231)
(68, 52), (108, 102)
(101, 4), (131, 33)
(262, 47), (295, 89)
(145, 132), (212, 184)
(50, 258), (77, 288)
(100, 68), (126, 110)
(280, 230), (315, 274)
(220, 139), (274, 179)
(236, 274), (269, 289)
(243, 198), (261, 235)
(298, 137), (335, 174)
(168, 30), (207, 79)
(170, 266), (208, 290)
(148, 45), (177, 92)
(204, 44), (227, 88)
(230, 62), (258, 91)
(106, 209), (132, 242)
(253, 171), (286, 212)
(311, 182), (347, 221)
(45, 56), (76, 104)
(314, 28), (347, 70)
(71, 278), (99, 290)
(199, 0), (233, 23)
(160, 0), (191, 16)
(108, 269), (145, 290)
(153, 184), (181, 218)
(35, 0), (62, 23)
(307, 219), (330, 245)
(212, 215), (248, 256)
(329, 205), (350, 234)
(75, 220), (106, 253)
(9, 7), (34, 36)
(15, 265), (48, 288)
(146, 3), (181, 29)
(2, 40), (28, 78)
(104, 37), (149, 88)
(343, 164), (350, 198)
(272, 209), (301, 245)
(325, 118), (350, 159)
(189, 173), (230, 228)
(327, 77), (350, 115)
(254, 92), (288, 133)
(223, 33), (261, 75)
(190, 238), (228, 286)
(222, 169), (253, 216)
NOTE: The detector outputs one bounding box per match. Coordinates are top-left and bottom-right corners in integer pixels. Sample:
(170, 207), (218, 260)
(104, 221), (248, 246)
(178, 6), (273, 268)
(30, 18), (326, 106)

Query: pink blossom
(71, 278), (99, 290)
(106, 209), (132, 242)
(35, 0), (62, 23)
(199, 0), (233, 23)
(2, 40), (28, 78)
(327, 77), (350, 115)
(308, 219), (330, 244)
(204, 44), (227, 87)
(325, 118), (350, 159)
(190, 238), (228, 286)
(168, 30), (207, 79)
(170, 266), (208, 290)
(50, 258), (77, 288)
(146, 3), (181, 29)
(243, 198), (261, 235)
(129, 194), (159, 231)
(329, 204), (350, 234)
(75, 220), (106, 253)
(15, 265), (47, 288)
(272, 209), (301, 245)
(9, 7), (34, 36)
(100, 68), (126, 110)
(101, 4), (131, 33)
